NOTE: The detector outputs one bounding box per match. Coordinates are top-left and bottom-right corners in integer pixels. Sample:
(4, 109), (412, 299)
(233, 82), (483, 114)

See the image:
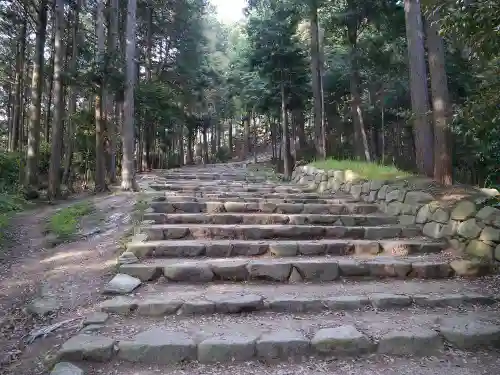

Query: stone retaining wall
(292, 165), (500, 261)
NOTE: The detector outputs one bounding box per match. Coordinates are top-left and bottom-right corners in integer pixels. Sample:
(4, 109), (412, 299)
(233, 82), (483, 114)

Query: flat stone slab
(198, 334), (257, 363)
(136, 298), (183, 316)
(103, 274), (141, 294)
(256, 330), (310, 360)
(118, 328), (197, 364)
(377, 328), (443, 356)
(50, 362), (84, 375)
(27, 297), (61, 316)
(118, 264), (162, 281)
(99, 297), (137, 314)
(58, 334), (115, 362)
(163, 263), (214, 282)
(83, 312), (109, 325)
(324, 295), (371, 310)
(370, 293), (412, 308)
(312, 325), (374, 355)
(439, 317), (500, 349)
(207, 293), (264, 313)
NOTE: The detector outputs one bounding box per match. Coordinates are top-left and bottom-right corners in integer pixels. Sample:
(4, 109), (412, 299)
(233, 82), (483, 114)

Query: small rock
(256, 330), (310, 360)
(58, 334), (115, 362)
(27, 297), (61, 317)
(84, 312), (109, 325)
(103, 274), (141, 294)
(451, 201), (476, 220)
(50, 362), (84, 375)
(118, 252), (139, 265)
(288, 267), (303, 283)
(99, 297), (137, 314)
(377, 328), (443, 356)
(198, 335), (257, 363)
(312, 325), (374, 355)
(81, 324), (103, 333)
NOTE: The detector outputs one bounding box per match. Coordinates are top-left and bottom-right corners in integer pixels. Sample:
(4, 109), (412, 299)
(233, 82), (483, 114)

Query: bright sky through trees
(211, 0), (245, 23)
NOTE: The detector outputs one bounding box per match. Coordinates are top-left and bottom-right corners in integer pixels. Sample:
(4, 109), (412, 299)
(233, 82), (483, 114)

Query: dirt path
(0, 192), (137, 375)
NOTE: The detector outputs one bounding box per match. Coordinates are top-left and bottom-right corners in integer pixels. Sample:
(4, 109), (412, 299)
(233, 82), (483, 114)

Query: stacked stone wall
(292, 165), (500, 261)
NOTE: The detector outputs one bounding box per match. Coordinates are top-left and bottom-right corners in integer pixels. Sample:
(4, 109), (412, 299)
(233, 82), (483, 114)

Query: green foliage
(309, 158), (412, 180)
(0, 151), (22, 192)
(47, 202), (94, 240)
(214, 146), (232, 163)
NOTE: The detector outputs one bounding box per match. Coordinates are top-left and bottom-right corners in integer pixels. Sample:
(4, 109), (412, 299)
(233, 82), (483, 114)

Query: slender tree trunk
(426, 9), (452, 185)
(244, 114), (250, 157)
(95, 0), (107, 191)
(280, 77), (292, 179)
(26, 0), (49, 191)
(62, 0), (81, 186)
(347, 21), (371, 161)
(228, 119), (233, 157)
(11, 20), (27, 152)
(47, 0), (65, 199)
(404, 0), (434, 176)
(202, 129), (209, 164)
(107, 0), (119, 182)
(121, 0), (138, 190)
(45, 14), (56, 141)
(310, 0), (325, 159)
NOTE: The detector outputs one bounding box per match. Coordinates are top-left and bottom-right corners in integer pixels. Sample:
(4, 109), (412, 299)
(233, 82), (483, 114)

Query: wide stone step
(99, 290), (498, 317)
(149, 185), (307, 193)
(139, 223), (419, 241)
(58, 310), (500, 364)
(127, 238), (446, 258)
(149, 201), (380, 214)
(143, 213), (399, 226)
(152, 195), (356, 204)
(117, 255), (464, 283)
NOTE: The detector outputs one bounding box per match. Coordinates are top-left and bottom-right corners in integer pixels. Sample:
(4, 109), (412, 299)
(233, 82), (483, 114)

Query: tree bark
(26, 0), (49, 191)
(95, 0), (107, 191)
(310, 0), (325, 159)
(121, 0), (138, 190)
(10, 19), (27, 152)
(107, 0), (119, 182)
(426, 9), (453, 185)
(280, 77), (292, 179)
(47, 0), (65, 199)
(404, 0), (434, 176)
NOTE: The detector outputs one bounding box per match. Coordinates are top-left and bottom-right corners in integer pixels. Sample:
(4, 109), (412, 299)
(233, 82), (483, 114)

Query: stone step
(149, 185), (307, 193)
(57, 309), (500, 364)
(57, 352), (500, 374)
(152, 195), (357, 204)
(139, 223), (420, 241)
(149, 201), (380, 214)
(116, 255), (466, 283)
(143, 213), (399, 226)
(127, 238), (446, 258)
(153, 174), (261, 181)
(99, 289), (498, 317)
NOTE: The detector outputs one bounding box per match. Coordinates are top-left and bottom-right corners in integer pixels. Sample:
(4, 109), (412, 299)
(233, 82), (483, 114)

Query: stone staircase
(54, 163), (500, 374)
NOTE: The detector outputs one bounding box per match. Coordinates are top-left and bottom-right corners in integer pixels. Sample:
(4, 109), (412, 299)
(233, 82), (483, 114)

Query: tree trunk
(107, 0), (119, 183)
(26, 0), (49, 191)
(202, 128), (209, 164)
(426, 9), (452, 185)
(10, 20), (27, 152)
(244, 114), (250, 157)
(121, 0), (138, 190)
(404, 0), (434, 176)
(228, 120), (233, 157)
(95, 0), (107, 191)
(45, 14), (56, 142)
(347, 20), (371, 161)
(62, 0), (81, 186)
(47, 0), (65, 199)
(280, 77), (292, 179)
(310, 0), (325, 159)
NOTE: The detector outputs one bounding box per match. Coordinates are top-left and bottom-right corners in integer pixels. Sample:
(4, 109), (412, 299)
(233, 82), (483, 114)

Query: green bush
(0, 151), (23, 192)
(214, 146), (231, 163)
(47, 202), (94, 240)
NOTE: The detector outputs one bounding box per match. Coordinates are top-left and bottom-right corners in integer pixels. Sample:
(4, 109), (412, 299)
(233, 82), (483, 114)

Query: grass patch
(309, 159), (412, 180)
(47, 201), (94, 240)
(0, 193), (29, 243)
